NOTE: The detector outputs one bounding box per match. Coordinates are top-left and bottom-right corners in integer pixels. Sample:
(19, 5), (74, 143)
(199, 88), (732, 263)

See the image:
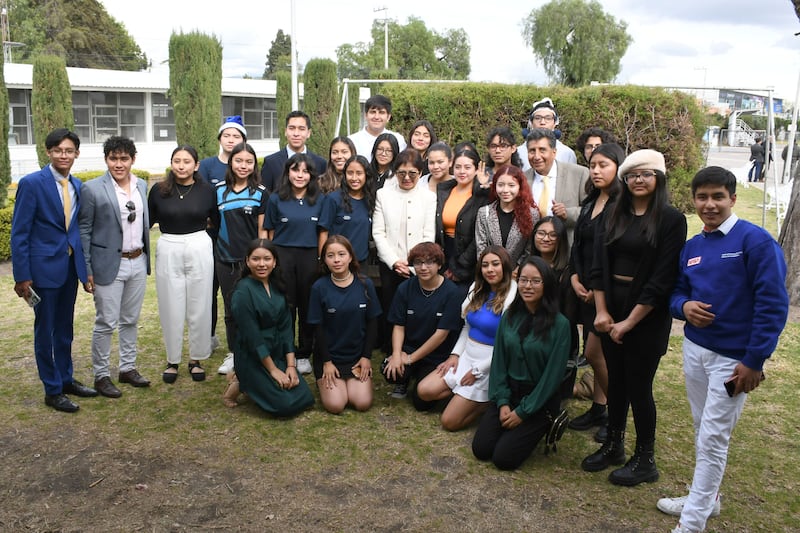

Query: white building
(5, 63), (282, 178)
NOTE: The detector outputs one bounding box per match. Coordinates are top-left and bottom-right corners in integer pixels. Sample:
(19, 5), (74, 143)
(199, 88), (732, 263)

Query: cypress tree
(31, 55), (74, 168)
(275, 70), (291, 148)
(302, 59), (338, 155)
(168, 31), (222, 159)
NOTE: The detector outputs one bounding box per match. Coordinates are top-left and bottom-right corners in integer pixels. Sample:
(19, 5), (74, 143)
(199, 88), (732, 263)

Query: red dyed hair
(488, 164), (536, 238)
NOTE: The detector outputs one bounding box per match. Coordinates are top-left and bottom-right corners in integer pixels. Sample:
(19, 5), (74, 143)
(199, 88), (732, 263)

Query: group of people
(11, 91), (789, 533)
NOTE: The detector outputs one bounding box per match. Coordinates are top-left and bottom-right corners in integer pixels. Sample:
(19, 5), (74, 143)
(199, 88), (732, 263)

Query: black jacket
(434, 180), (490, 282)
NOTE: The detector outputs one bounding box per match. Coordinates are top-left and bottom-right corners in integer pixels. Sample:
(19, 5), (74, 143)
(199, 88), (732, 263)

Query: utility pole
(374, 6), (388, 69)
(1, 0), (25, 63)
(290, 0), (298, 111)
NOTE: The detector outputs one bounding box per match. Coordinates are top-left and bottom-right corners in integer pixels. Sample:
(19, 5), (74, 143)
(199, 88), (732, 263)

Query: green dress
(231, 276), (314, 416)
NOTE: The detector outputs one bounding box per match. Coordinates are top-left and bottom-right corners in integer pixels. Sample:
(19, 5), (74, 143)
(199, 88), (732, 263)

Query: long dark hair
(583, 142), (624, 202)
(318, 235), (372, 302)
(319, 136), (356, 194)
(277, 153), (320, 205)
(160, 145), (200, 197)
(239, 238), (286, 294)
(370, 133), (400, 175)
(408, 119), (438, 158)
(223, 142), (260, 201)
(604, 167), (668, 247)
(507, 255), (559, 342)
(341, 155), (376, 215)
(466, 245), (513, 315)
(532, 216), (569, 273)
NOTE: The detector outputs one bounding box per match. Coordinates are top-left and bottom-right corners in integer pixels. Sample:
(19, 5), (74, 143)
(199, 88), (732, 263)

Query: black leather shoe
(568, 404), (608, 431)
(119, 369), (151, 387)
(63, 379), (99, 397)
(45, 394), (79, 413)
(94, 376), (122, 398)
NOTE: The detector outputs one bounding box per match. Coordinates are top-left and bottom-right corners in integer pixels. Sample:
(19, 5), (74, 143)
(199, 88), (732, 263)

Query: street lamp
(374, 6), (388, 70)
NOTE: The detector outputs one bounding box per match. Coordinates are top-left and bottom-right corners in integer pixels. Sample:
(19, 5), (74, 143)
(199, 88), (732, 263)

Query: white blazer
(372, 184), (436, 269)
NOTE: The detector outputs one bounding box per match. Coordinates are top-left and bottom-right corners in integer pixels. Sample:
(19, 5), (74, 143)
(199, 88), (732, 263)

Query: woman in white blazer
(372, 149), (436, 351)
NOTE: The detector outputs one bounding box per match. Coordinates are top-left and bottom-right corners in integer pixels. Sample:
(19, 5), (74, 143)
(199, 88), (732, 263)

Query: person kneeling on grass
(416, 246), (516, 431)
(381, 242), (463, 410)
(308, 235), (381, 414)
(223, 239), (313, 416)
(471, 256), (570, 470)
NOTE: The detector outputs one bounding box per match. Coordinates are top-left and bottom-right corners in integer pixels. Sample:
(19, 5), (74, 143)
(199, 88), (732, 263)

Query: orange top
(442, 186), (472, 237)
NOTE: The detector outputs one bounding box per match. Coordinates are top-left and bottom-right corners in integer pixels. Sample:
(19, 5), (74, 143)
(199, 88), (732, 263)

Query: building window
(8, 89), (32, 145)
(71, 91), (147, 143)
(152, 93), (175, 142)
(222, 96), (277, 140)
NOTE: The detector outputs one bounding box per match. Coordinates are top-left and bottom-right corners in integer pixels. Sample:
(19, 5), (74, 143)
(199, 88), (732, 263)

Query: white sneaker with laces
(218, 353), (234, 375)
(296, 358), (312, 375)
(657, 494), (720, 517)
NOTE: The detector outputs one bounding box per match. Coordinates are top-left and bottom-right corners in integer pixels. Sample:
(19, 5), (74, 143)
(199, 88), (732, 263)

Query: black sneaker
(390, 383), (408, 399)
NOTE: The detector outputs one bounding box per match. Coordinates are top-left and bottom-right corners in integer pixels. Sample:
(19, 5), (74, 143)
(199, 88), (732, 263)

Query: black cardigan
(434, 179), (490, 282)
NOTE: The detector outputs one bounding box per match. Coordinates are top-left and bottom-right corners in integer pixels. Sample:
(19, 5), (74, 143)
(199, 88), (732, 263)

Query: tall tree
(263, 29), (292, 80)
(275, 71), (292, 148)
(31, 55), (74, 168)
(302, 59), (338, 155)
(169, 32), (222, 160)
(780, 0), (800, 304)
(0, 50), (11, 206)
(8, 0), (148, 70)
(336, 17), (470, 80)
(521, 0), (631, 87)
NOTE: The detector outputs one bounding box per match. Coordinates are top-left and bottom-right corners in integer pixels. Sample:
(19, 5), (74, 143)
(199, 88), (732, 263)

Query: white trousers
(680, 337), (747, 532)
(92, 254), (148, 377)
(155, 231), (213, 364)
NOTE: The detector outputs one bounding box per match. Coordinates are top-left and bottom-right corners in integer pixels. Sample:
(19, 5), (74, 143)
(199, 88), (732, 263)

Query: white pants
(680, 337), (747, 532)
(92, 254), (148, 377)
(155, 231), (213, 364)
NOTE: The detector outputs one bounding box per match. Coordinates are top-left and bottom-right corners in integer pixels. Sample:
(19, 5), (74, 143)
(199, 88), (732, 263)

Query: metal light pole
(374, 6), (388, 69)
(290, 0), (299, 111)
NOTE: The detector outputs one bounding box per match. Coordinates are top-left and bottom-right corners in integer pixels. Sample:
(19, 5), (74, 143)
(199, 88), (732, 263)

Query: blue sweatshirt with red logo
(670, 217), (788, 371)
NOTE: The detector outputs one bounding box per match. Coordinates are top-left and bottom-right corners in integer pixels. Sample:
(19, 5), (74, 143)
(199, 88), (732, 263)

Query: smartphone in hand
(25, 287), (41, 308)
(724, 372), (766, 397)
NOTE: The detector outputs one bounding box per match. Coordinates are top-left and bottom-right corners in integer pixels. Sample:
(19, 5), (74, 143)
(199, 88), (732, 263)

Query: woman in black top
(568, 143), (624, 440)
(581, 149), (687, 486)
(149, 145), (219, 383)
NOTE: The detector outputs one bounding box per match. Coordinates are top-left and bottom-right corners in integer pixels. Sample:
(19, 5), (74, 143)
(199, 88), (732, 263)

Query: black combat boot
(581, 429), (626, 472)
(608, 439), (659, 486)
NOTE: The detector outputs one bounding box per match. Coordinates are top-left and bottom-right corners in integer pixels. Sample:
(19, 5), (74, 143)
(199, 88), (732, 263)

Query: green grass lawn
(0, 188), (795, 532)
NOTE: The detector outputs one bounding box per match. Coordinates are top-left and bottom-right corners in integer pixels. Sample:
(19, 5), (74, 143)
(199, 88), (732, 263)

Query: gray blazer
(78, 172), (150, 285)
(475, 201), (538, 266)
(525, 161), (589, 243)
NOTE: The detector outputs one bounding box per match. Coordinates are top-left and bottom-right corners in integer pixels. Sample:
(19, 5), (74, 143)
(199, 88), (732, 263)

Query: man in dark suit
(260, 110), (327, 192)
(79, 136), (151, 398)
(523, 128), (590, 244)
(11, 128), (97, 412)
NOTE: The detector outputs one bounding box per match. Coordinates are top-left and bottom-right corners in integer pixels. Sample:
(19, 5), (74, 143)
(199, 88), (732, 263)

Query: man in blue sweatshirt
(658, 166), (789, 533)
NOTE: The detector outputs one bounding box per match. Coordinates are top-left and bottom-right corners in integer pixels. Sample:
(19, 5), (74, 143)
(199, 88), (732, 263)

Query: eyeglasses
(49, 148), (77, 156)
(125, 201), (136, 223)
(535, 230), (558, 240)
(518, 277), (543, 287)
(622, 170), (657, 183)
(488, 143), (513, 151)
(396, 170), (419, 179)
(376, 148), (394, 155)
(412, 259), (437, 268)
(531, 114), (555, 122)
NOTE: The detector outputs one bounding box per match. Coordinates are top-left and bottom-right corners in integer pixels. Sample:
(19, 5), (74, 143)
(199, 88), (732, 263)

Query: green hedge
(382, 83), (704, 211)
(0, 206), (12, 261)
(72, 169), (152, 182)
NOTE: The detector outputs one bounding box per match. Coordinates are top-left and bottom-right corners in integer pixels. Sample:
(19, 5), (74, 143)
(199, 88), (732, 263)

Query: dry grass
(1, 195), (797, 532)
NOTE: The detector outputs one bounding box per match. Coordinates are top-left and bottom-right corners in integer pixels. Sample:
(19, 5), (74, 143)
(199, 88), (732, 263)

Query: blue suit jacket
(260, 148), (327, 192)
(78, 172), (151, 286)
(11, 165), (88, 287)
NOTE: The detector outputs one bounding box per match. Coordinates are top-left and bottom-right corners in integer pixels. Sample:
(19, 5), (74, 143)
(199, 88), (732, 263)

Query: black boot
(581, 429), (625, 472)
(608, 439), (659, 486)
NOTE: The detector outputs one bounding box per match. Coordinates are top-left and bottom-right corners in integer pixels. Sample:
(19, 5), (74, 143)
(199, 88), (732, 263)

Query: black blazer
(260, 148), (327, 193)
(434, 179), (490, 282)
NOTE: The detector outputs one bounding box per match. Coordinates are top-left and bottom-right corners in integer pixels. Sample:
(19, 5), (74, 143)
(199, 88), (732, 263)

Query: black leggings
(275, 245), (318, 358)
(472, 402), (551, 471)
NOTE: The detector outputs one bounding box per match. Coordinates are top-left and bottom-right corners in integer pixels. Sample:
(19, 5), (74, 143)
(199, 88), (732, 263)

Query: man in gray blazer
(78, 136), (151, 397)
(523, 128), (590, 244)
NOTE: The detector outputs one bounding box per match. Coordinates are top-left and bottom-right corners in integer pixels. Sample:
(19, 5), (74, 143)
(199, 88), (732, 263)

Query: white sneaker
(671, 525), (693, 533)
(211, 336), (221, 351)
(296, 358), (312, 375)
(218, 353), (234, 375)
(658, 494), (720, 517)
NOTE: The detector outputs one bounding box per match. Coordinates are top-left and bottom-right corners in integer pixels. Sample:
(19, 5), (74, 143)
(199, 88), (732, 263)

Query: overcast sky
(99, 0), (800, 103)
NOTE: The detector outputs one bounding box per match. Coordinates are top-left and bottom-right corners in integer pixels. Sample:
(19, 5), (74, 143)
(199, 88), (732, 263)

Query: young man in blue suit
(11, 128), (97, 412)
(79, 136), (151, 398)
(260, 110), (326, 192)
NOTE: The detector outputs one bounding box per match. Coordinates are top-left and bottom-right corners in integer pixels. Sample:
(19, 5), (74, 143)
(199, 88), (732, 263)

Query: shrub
(32, 55), (74, 168)
(72, 169), (151, 183)
(0, 206), (13, 261)
(303, 59), (338, 155)
(0, 51), (10, 207)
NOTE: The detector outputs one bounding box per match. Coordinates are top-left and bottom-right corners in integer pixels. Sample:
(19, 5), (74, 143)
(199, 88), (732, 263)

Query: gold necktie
(60, 178), (71, 230)
(539, 175), (550, 218)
